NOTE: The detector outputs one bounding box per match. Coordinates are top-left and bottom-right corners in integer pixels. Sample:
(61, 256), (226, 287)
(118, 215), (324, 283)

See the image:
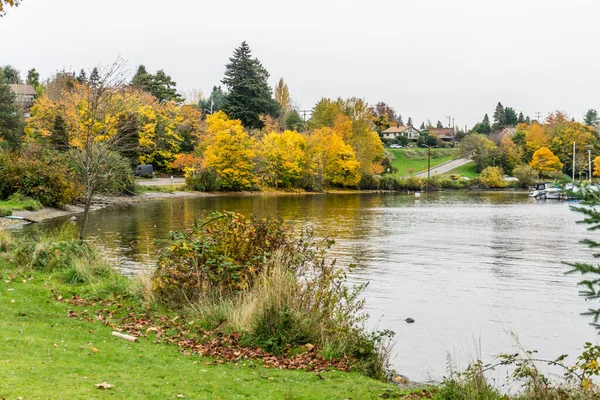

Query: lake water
(20, 191), (599, 382)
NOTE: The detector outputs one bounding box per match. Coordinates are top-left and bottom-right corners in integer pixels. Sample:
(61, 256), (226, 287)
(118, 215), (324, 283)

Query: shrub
(152, 212), (393, 379)
(0, 206), (11, 217)
(186, 167), (220, 192)
(358, 173), (381, 190)
(480, 166), (508, 188)
(512, 165), (537, 188)
(0, 145), (82, 207)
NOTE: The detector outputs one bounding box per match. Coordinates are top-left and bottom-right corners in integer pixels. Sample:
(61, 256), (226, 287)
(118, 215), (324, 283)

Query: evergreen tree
(284, 110), (303, 131)
(492, 102), (506, 130)
(517, 112), (525, 124)
(26, 68), (40, 87)
(504, 107), (518, 127)
(0, 65), (21, 84)
(436, 120), (443, 128)
(0, 70), (22, 146)
(200, 86), (227, 114)
(407, 117), (413, 126)
(131, 65), (182, 103)
(419, 122), (425, 130)
(89, 67), (100, 85)
(76, 69), (87, 83)
(525, 116), (531, 124)
(221, 41), (280, 129)
(473, 114), (491, 134)
(397, 114), (404, 125)
(584, 109), (598, 126)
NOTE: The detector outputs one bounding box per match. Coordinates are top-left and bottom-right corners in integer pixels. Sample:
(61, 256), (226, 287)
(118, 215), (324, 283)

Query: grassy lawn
(388, 148), (457, 176)
(442, 162), (480, 178)
(0, 262), (407, 399)
(0, 194), (43, 216)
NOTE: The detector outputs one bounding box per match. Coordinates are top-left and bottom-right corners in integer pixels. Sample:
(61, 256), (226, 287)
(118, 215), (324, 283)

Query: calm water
(20, 191), (599, 381)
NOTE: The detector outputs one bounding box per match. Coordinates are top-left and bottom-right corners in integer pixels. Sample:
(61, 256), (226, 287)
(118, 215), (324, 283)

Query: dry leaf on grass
(94, 382), (114, 389)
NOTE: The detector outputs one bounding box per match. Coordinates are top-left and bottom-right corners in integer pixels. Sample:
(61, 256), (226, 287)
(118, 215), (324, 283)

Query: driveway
(135, 177), (186, 186)
(413, 158), (472, 178)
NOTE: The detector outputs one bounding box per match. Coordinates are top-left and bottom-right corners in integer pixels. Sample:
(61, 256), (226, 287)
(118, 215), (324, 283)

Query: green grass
(0, 194), (43, 216)
(134, 184), (185, 194)
(388, 148), (457, 176)
(0, 249), (406, 399)
(443, 162), (480, 179)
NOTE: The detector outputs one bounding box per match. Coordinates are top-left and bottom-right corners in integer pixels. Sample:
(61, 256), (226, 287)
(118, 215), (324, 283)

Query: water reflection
(19, 191), (599, 381)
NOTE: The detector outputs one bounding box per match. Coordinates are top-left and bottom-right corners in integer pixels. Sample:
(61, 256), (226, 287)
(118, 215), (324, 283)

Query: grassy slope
(442, 162), (480, 178)
(0, 196), (43, 215)
(0, 266), (404, 400)
(388, 148), (457, 176)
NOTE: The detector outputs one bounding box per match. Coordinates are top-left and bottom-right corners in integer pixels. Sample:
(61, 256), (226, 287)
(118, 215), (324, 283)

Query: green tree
(436, 120), (443, 128)
(284, 110), (303, 131)
(310, 98), (343, 128)
(76, 69), (87, 83)
(89, 67), (100, 86)
(397, 114), (404, 126)
(26, 68), (40, 87)
(492, 102), (506, 131)
(419, 122), (425, 130)
(0, 65), (21, 84)
(200, 86), (227, 114)
(0, 70), (21, 146)
(504, 107), (518, 127)
(473, 114), (491, 134)
(221, 41), (280, 129)
(517, 112), (525, 124)
(458, 133), (501, 171)
(131, 65), (183, 103)
(512, 164), (537, 188)
(584, 109), (598, 126)
(407, 117), (413, 126)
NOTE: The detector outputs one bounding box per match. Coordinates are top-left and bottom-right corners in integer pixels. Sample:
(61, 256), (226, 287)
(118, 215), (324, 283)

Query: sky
(1, 0), (599, 128)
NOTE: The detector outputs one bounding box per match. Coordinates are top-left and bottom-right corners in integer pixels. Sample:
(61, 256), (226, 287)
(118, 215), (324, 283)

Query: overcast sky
(1, 0), (599, 128)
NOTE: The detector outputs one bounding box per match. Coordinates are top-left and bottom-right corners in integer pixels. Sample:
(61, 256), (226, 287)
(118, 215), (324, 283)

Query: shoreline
(0, 187), (529, 229)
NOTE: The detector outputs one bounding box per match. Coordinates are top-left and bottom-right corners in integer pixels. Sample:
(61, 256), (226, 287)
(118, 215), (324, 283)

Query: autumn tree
(458, 134), (501, 171)
(480, 166), (508, 188)
(529, 147), (563, 177)
(371, 102), (397, 123)
(310, 98), (343, 128)
(593, 156), (600, 178)
(0, 0), (21, 16)
(221, 41), (279, 129)
(306, 127), (360, 189)
(258, 130), (306, 188)
(203, 111), (257, 190)
(26, 60), (140, 240)
(0, 70), (21, 146)
(274, 78), (291, 115)
(548, 120), (595, 177)
(585, 109), (598, 127)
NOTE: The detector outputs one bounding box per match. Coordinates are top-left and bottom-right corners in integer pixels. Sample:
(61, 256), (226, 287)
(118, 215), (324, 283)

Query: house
(381, 125), (421, 140)
(9, 84), (37, 117)
(428, 128), (455, 142)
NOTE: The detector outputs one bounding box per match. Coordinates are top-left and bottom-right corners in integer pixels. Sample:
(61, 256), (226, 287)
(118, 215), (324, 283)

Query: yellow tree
(259, 130), (306, 188)
(593, 156), (600, 178)
(549, 121), (596, 177)
(274, 78), (291, 115)
(307, 127), (360, 189)
(203, 111), (257, 190)
(25, 60), (140, 239)
(530, 147), (563, 177)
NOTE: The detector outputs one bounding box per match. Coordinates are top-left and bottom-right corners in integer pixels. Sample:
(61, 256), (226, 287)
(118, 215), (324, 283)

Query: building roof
(382, 125), (418, 134)
(9, 84), (37, 96)
(429, 128), (455, 139)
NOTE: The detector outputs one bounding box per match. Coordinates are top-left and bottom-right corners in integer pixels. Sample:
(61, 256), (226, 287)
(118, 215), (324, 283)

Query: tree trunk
(79, 193), (92, 241)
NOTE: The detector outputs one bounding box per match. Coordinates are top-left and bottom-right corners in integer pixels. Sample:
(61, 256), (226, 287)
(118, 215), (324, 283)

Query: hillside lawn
(442, 162), (480, 179)
(388, 148), (457, 176)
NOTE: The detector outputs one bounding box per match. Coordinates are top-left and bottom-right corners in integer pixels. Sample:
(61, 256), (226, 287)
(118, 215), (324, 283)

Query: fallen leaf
(91, 347), (99, 353)
(94, 382), (113, 389)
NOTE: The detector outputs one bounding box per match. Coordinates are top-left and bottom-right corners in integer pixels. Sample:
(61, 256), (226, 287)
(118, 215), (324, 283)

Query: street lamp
(587, 145), (593, 182)
(203, 99), (214, 115)
(422, 143), (436, 178)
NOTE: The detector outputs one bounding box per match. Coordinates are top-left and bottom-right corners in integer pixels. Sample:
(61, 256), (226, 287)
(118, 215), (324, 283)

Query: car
(389, 144), (403, 149)
(135, 164), (154, 178)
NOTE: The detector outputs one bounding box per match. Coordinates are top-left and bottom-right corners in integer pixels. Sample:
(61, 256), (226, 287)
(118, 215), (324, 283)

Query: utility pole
(573, 141), (576, 181)
(428, 146), (431, 178)
(535, 112), (543, 123)
(446, 116), (451, 128)
(299, 110), (311, 130)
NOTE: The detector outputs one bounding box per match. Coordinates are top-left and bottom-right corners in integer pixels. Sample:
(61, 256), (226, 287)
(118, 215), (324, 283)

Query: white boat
(529, 182), (568, 200)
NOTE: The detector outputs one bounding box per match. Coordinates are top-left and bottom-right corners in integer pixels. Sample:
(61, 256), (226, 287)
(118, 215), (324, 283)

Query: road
(135, 177), (186, 186)
(412, 158), (472, 178)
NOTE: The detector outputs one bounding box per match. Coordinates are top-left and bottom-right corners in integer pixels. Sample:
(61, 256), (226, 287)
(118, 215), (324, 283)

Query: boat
(529, 182), (568, 200)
